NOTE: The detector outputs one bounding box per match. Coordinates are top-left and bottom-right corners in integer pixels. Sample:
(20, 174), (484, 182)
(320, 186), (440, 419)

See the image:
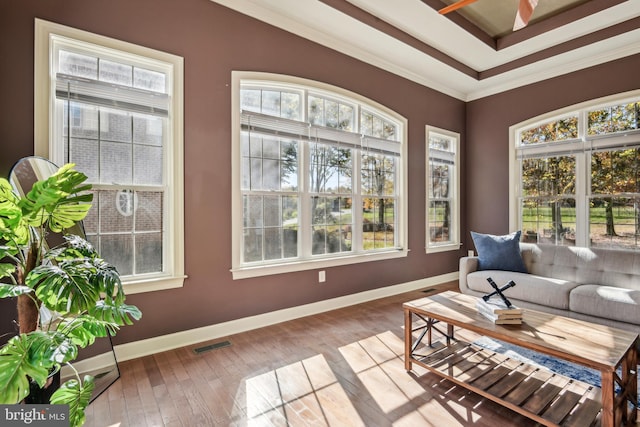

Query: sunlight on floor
(240, 330), (485, 426)
(244, 353), (365, 426)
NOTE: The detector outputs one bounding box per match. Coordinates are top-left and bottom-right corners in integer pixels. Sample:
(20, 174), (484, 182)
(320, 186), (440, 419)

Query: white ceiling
(210, 0), (640, 101)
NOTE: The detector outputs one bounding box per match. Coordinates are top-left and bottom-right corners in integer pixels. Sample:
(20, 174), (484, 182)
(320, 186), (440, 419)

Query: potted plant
(0, 162), (141, 427)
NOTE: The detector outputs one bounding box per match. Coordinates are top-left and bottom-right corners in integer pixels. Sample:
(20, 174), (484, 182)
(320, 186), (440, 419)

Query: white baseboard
(113, 272), (458, 362)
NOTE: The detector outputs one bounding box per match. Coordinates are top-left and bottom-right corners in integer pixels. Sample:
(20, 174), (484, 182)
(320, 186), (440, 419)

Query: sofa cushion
(570, 285), (640, 325)
(466, 270), (579, 310)
(471, 231), (527, 273)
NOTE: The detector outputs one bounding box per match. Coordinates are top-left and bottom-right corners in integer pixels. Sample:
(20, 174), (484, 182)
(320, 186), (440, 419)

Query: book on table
(476, 297), (523, 324)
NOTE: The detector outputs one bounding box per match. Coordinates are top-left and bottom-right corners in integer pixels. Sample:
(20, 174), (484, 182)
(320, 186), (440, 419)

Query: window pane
(133, 67), (166, 93)
(361, 110), (397, 140)
(310, 144), (352, 193)
(362, 198), (395, 249)
(310, 196), (351, 255)
(99, 190), (133, 232)
(521, 156), (575, 197)
(99, 59), (133, 86)
(135, 191), (163, 231)
(588, 103), (640, 136)
(101, 109), (132, 143)
(429, 162), (451, 198)
(243, 228), (263, 263)
(281, 92), (301, 120)
(590, 197), (639, 249)
(362, 153), (395, 196)
(99, 234), (134, 276)
(325, 100), (339, 128)
(134, 144), (163, 185)
(308, 96), (324, 126)
(69, 138), (99, 183)
(135, 232), (163, 274)
(243, 195), (299, 262)
(429, 201), (451, 243)
(242, 134), (299, 191)
(241, 89), (261, 113)
(339, 104), (354, 132)
(261, 90), (281, 117)
(101, 141), (132, 184)
(591, 148), (640, 194)
(67, 102), (99, 139)
(133, 115), (163, 146)
(59, 50), (97, 79)
(281, 140), (298, 191)
(521, 199), (576, 245)
(519, 116), (578, 145)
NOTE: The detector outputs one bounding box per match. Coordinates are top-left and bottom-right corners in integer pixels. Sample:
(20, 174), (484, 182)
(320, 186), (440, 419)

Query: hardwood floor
(84, 282), (538, 426)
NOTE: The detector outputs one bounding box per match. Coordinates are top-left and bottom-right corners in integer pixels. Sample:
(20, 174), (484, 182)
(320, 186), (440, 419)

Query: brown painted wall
(0, 0), (466, 344)
(465, 54), (640, 240)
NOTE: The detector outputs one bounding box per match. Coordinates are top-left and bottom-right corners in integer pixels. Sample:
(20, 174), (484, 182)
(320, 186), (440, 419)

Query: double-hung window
(426, 126), (460, 253)
(513, 91), (640, 251)
(232, 73), (407, 278)
(35, 19), (185, 293)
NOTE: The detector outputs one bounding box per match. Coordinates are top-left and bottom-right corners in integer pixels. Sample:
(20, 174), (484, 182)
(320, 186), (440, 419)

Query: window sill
(426, 243), (461, 254)
(123, 275), (187, 295)
(231, 249), (408, 280)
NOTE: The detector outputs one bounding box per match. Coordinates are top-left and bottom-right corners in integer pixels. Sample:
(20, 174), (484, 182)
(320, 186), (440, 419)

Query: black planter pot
(25, 369), (61, 404)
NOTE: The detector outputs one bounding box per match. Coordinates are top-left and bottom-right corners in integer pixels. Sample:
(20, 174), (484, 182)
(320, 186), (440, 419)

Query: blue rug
(473, 336), (639, 405)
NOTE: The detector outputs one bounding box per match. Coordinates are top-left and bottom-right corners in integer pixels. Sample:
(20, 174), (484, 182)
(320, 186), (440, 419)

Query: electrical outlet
(318, 270), (326, 282)
(468, 250), (474, 257)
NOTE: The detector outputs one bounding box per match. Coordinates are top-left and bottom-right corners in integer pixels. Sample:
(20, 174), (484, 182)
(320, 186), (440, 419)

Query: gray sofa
(459, 243), (640, 337)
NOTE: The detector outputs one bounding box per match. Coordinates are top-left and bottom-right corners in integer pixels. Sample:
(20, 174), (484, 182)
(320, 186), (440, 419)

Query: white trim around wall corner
(113, 271), (459, 361)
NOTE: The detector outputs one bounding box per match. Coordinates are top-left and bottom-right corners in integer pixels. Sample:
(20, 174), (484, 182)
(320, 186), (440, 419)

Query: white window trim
(34, 19), (185, 294)
(509, 88), (640, 244)
(231, 71), (408, 280)
(425, 126), (461, 254)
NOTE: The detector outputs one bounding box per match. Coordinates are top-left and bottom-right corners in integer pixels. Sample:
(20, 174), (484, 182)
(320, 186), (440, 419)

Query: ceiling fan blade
(438, 0), (479, 15)
(513, 0), (538, 31)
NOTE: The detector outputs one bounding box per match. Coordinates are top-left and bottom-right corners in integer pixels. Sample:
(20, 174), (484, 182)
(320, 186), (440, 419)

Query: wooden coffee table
(404, 291), (638, 427)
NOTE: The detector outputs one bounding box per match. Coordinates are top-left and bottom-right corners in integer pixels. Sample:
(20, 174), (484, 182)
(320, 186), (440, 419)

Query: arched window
(232, 73), (407, 278)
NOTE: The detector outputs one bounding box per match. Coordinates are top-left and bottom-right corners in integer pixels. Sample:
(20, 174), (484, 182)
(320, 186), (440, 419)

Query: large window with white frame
(34, 19), (185, 293)
(232, 73), (407, 278)
(512, 90), (640, 251)
(426, 126), (460, 253)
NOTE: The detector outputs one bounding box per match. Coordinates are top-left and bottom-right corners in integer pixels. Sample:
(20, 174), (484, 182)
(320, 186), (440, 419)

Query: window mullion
(352, 147), (363, 252)
(575, 152), (589, 247)
(299, 139), (311, 258)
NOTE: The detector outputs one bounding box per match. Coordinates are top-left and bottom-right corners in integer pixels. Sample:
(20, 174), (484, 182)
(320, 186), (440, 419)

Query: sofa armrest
(459, 256), (479, 293)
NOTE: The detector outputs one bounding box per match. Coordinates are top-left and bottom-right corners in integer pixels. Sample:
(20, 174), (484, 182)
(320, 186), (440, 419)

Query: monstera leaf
(0, 283), (31, 298)
(51, 376), (94, 427)
(90, 300), (143, 327)
(18, 163), (92, 231)
(0, 334), (51, 404)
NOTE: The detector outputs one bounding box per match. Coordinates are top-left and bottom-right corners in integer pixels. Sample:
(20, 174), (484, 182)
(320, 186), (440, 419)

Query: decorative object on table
(476, 277), (523, 324)
(0, 157), (142, 427)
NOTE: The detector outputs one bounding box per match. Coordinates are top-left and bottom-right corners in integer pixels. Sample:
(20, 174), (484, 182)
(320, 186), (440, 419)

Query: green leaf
(50, 375), (94, 427)
(18, 163), (92, 232)
(0, 334), (50, 404)
(27, 330), (78, 365)
(0, 180), (29, 246)
(0, 283), (32, 298)
(30, 263), (101, 315)
(90, 301), (142, 326)
(0, 263), (17, 281)
(57, 316), (115, 347)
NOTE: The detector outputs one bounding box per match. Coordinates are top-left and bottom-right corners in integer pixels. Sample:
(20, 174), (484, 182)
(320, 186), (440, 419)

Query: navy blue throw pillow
(470, 231), (527, 273)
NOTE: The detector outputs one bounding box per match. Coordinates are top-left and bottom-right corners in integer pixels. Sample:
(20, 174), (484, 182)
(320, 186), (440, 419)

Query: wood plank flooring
(83, 283), (540, 426)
